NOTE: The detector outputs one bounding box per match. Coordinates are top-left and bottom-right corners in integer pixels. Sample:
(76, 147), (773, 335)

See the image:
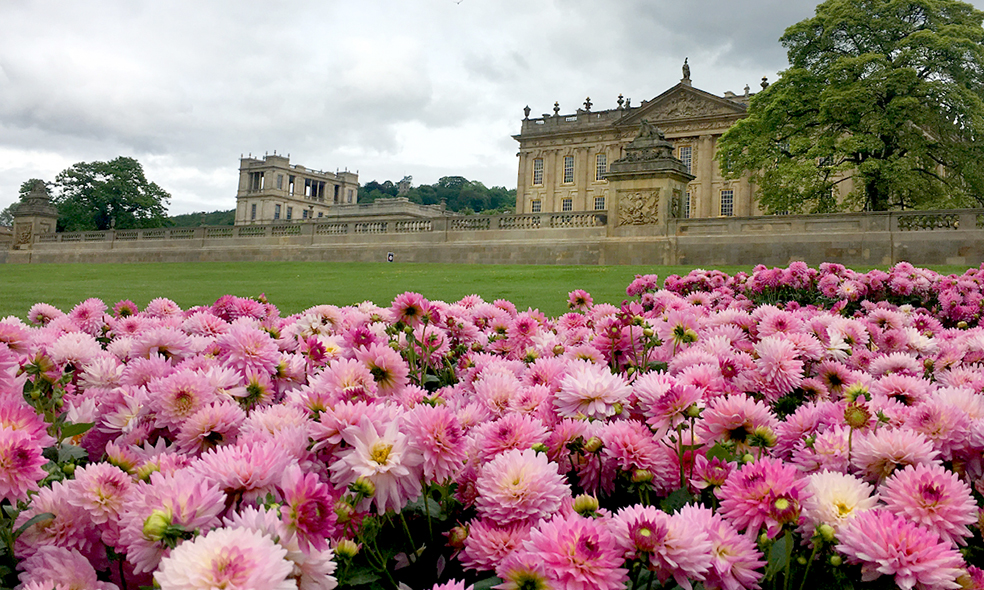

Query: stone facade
(234, 154), (360, 225)
(515, 68), (761, 219)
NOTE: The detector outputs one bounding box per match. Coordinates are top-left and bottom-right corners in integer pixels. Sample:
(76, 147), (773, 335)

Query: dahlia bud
(829, 555), (842, 567)
(844, 382), (869, 403)
(531, 442), (549, 455)
(573, 494), (600, 516)
(631, 469), (653, 483)
(334, 499), (355, 524)
(818, 523), (836, 543)
(350, 477), (376, 498)
(643, 328), (654, 338)
(446, 525), (468, 550)
(685, 403), (701, 419)
(844, 402), (871, 430)
(749, 426), (777, 449)
(335, 539), (360, 559)
(583, 437), (604, 453)
(142, 510), (172, 542)
(553, 345), (565, 356)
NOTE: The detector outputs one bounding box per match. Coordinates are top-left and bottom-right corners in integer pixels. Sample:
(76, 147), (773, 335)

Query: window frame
(720, 190), (734, 217)
(595, 153), (607, 181)
(594, 196), (606, 210)
(563, 155), (575, 184)
(530, 199), (542, 213)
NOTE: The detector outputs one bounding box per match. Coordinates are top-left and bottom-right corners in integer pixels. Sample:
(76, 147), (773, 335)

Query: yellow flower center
(370, 442), (392, 465)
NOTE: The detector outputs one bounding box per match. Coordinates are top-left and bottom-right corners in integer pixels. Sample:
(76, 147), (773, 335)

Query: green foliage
(53, 156), (171, 231)
(359, 176), (517, 214)
(718, 0), (984, 213)
(169, 209), (236, 227)
(0, 204), (13, 227)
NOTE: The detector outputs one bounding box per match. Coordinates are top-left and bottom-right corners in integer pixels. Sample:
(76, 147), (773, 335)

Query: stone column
(698, 135), (714, 218)
(10, 181), (59, 250)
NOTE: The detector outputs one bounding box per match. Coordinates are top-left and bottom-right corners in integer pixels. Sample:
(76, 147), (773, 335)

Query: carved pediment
(618, 84), (747, 127)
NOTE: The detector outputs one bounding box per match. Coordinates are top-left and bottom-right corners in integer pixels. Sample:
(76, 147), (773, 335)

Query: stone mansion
(514, 65), (782, 218)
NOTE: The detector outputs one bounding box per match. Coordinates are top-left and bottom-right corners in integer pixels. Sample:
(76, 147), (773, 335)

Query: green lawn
(1, 261), (977, 320)
(0, 262), (752, 320)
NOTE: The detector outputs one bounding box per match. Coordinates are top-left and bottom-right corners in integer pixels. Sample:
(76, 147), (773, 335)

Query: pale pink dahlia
(193, 441), (292, 503)
(17, 545), (119, 590)
(175, 401), (246, 455)
(64, 462), (133, 525)
(155, 526), (296, 590)
(555, 360), (631, 419)
(522, 513), (628, 590)
(474, 448), (570, 526)
(492, 549), (553, 590)
(851, 427), (940, 482)
(836, 509), (965, 590)
(799, 470), (877, 536)
(678, 504), (765, 590)
(147, 369), (217, 430)
(216, 324), (281, 375)
(880, 462), (978, 548)
(431, 581), (474, 590)
(354, 343), (409, 396)
(610, 504), (712, 590)
(329, 415), (423, 514)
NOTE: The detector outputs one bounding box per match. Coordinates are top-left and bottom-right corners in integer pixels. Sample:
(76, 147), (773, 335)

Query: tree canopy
(717, 0), (984, 213)
(53, 157), (171, 231)
(359, 176), (516, 214)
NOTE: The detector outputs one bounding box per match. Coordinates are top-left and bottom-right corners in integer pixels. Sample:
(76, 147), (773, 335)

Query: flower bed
(0, 261), (983, 590)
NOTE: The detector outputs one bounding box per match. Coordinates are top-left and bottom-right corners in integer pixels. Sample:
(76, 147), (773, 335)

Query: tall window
(562, 198), (573, 212)
(286, 206), (293, 220)
(563, 156), (575, 183)
(302, 209), (309, 219)
(678, 146), (692, 174)
(532, 158), (544, 185)
(594, 196), (606, 210)
(288, 176), (295, 195)
(250, 203), (256, 220)
(720, 190), (734, 216)
(595, 153), (607, 180)
(531, 200), (542, 213)
(348, 189), (354, 203)
(684, 192), (691, 219)
(274, 204), (281, 220)
(276, 174), (283, 189)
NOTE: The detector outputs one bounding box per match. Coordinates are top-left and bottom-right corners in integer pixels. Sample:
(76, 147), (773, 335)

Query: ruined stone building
(513, 63), (762, 218)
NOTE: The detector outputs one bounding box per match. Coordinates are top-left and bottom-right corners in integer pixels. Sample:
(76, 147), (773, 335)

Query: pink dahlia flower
(474, 448), (570, 526)
(610, 504), (713, 590)
(405, 404), (466, 484)
(64, 462), (133, 525)
(799, 470), (877, 536)
(697, 394), (779, 455)
(0, 426), (48, 504)
(18, 546), (118, 590)
(717, 457), (809, 539)
(881, 462), (977, 548)
(836, 509), (965, 590)
(329, 414), (423, 514)
(459, 517), (533, 572)
(555, 360), (631, 419)
(523, 513), (628, 590)
(279, 464), (338, 553)
(678, 504), (765, 590)
(851, 426), (940, 483)
(155, 526), (296, 590)
(754, 336), (804, 401)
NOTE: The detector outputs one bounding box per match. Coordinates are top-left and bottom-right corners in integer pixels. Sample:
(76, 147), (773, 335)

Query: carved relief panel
(617, 189), (660, 226)
(14, 222), (32, 246)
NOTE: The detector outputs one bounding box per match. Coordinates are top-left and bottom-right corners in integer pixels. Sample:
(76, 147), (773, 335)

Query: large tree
(53, 157), (171, 231)
(717, 0), (984, 213)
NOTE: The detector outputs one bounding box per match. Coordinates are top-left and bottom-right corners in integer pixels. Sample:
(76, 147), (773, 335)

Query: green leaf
(706, 442), (736, 463)
(473, 577), (504, 590)
(56, 444), (88, 463)
(59, 422), (94, 439)
(764, 531), (793, 581)
(13, 512), (55, 539)
(403, 495), (445, 521)
(659, 487), (694, 513)
(344, 572), (382, 586)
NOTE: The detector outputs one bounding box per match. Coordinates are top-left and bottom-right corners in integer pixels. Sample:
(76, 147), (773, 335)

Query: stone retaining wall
(3, 209), (982, 268)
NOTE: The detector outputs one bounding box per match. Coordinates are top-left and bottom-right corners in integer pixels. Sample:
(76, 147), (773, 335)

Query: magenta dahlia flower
(717, 457), (809, 539)
(523, 513), (628, 590)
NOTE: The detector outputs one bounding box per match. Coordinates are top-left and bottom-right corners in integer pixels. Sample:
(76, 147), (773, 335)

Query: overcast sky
(3, 0), (982, 216)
